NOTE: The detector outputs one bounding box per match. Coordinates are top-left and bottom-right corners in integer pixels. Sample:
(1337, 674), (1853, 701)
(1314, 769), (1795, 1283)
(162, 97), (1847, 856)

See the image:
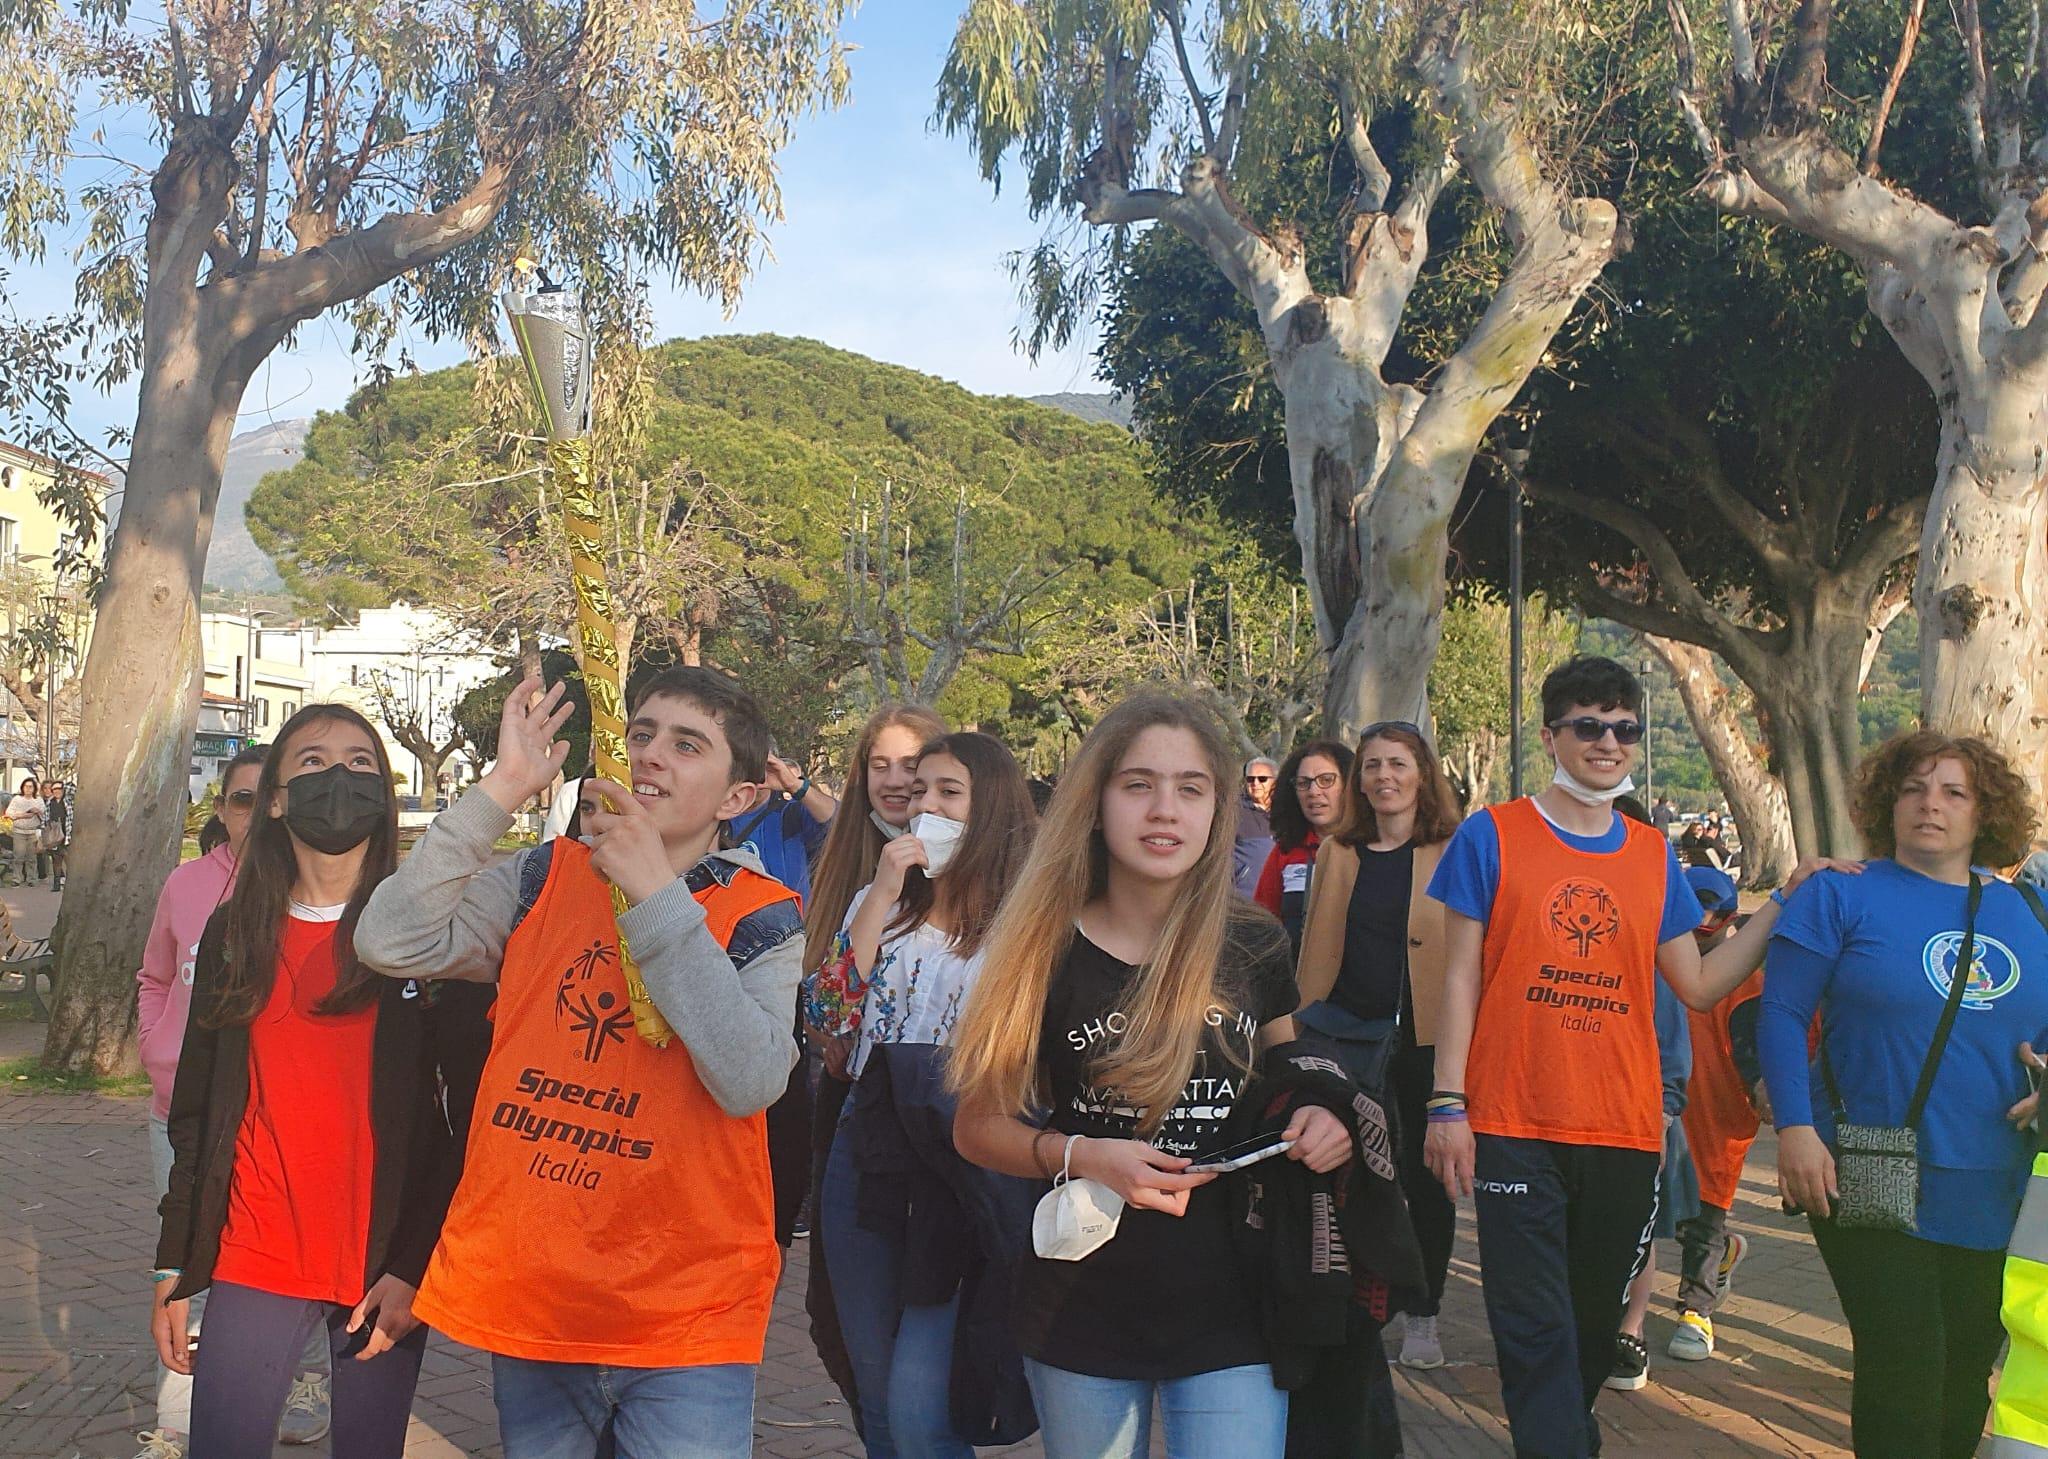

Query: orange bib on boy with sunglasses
(412, 838), (796, 1366)
(1467, 797), (1670, 1154)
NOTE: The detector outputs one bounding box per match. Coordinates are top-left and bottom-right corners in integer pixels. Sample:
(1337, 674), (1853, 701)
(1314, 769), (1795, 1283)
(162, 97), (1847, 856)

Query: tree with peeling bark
(935, 0), (1625, 737)
(1641, 634), (1796, 886)
(1666, 0), (2048, 793)
(0, 0), (852, 1074)
(1513, 334), (1932, 857)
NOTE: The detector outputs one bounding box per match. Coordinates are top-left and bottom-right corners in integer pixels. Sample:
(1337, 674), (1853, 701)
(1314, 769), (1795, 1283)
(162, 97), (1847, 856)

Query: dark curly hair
(1853, 730), (2039, 867)
(1268, 739), (1354, 852)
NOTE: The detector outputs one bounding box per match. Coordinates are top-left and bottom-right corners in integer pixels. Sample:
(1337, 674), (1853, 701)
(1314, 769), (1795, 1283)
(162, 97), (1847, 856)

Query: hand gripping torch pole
(504, 259), (675, 1048)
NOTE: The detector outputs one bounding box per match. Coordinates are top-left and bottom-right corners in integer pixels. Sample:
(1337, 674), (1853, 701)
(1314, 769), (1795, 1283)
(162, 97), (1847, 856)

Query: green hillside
(249, 334), (1253, 754)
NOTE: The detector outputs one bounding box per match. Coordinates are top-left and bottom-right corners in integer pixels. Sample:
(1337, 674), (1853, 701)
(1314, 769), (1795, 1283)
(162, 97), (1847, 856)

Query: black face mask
(283, 764), (389, 855)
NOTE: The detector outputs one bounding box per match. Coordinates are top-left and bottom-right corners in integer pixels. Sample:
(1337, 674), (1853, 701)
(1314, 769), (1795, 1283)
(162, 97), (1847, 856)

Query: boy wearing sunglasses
(1418, 656), (1834, 1456)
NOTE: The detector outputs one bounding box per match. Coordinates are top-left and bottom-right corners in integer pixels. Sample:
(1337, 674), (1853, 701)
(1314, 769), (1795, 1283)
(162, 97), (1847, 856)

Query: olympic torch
(504, 261), (674, 1049)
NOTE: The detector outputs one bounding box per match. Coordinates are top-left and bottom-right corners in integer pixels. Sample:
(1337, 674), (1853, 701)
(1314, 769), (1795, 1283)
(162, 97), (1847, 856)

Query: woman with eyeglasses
(1293, 722), (1463, 1385)
(1253, 741), (1354, 955)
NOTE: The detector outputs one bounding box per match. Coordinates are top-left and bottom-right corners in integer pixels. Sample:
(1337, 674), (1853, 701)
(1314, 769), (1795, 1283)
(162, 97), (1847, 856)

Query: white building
(191, 604), (500, 804)
(308, 605), (500, 803)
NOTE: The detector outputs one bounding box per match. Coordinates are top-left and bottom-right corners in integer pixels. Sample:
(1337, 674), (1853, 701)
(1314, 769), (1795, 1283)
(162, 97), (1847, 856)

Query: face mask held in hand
(284, 764), (389, 855)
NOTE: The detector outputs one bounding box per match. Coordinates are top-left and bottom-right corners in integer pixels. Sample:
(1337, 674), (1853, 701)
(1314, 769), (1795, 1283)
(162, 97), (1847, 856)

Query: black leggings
(190, 1280), (427, 1459)
(1390, 1041), (1457, 1315)
(1809, 1216), (2005, 1459)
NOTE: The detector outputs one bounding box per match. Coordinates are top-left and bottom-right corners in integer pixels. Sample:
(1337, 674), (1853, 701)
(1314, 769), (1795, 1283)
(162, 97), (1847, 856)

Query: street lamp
(1639, 657), (1656, 807)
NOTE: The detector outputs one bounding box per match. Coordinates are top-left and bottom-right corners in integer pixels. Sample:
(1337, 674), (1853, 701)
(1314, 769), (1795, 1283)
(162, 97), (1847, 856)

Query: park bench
(0, 896), (52, 1020)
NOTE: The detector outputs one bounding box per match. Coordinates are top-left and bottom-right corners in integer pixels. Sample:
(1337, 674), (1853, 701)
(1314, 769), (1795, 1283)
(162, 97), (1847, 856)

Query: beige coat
(1295, 837), (1449, 1045)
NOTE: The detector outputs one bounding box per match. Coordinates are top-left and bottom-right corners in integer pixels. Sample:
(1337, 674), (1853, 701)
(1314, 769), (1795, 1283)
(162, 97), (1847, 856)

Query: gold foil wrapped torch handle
(507, 264), (674, 1048)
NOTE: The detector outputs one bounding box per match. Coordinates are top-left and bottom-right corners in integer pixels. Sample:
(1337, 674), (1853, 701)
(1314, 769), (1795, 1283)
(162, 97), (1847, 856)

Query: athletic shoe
(1667, 1310), (1715, 1361)
(132, 1431), (186, 1459)
(1604, 1332), (1649, 1391)
(791, 1217), (811, 1239)
(1714, 1231), (1749, 1302)
(278, 1373), (331, 1445)
(1399, 1313), (1445, 1370)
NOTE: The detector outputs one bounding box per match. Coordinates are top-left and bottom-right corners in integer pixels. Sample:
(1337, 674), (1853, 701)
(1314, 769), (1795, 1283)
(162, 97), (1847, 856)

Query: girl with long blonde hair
(950, 694), (1351, 1459)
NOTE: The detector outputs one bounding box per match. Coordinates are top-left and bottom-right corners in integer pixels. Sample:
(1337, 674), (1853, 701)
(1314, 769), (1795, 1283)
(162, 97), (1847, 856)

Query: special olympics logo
(1546, 879), (1621, 958)
(1923, 931), (2022, 1010)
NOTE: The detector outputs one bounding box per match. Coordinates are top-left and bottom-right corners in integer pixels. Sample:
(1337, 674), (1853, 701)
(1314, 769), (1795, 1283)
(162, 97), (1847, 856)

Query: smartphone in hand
(1185, 1135), (1295, 1174)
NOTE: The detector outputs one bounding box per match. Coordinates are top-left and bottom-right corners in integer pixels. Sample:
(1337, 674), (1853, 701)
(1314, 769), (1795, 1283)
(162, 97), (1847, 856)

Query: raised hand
(480, 675), (576, 813)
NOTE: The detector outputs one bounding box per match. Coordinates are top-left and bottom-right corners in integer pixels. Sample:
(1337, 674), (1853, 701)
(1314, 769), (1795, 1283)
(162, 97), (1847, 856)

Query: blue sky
(30, 6), (1105, 446)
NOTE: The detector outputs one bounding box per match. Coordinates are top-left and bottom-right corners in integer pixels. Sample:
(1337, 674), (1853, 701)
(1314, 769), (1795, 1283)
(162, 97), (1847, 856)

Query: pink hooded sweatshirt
(135, 844), (238, 1120)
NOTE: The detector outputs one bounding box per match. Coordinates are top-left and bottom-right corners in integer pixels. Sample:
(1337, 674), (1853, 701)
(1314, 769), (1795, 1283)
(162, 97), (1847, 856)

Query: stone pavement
(0, 1084), (1859, 1458)
(0, 882), (1867, 1458)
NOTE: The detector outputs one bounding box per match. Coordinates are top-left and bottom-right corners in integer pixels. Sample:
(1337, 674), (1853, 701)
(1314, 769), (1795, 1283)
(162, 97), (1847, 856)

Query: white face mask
(911, 812), (967, 876)
(1032, 1136), (1125, 1261)
(1551, 765), (1638, 807)
(871, 809), (908, 841)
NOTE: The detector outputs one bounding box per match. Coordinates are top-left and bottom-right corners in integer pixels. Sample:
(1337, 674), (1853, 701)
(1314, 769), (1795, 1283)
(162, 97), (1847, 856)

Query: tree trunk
(413, 750), (448, 812)
(43, 356), (239, 1074)
(1644, 636), (1797, 887)
(1916, 391), (2048, 782)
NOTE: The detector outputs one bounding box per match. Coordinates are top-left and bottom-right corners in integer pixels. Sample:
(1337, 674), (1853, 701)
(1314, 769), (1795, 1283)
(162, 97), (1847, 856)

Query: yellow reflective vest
(1991, 1152), (2048, 1456)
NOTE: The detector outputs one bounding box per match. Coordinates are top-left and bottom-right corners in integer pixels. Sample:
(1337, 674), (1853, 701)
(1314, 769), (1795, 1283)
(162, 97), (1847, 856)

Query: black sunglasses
(1359, 720), (1424, 742)
(1244, 773), (1274, 785)
(225, 789), (259, 808)
(1549, 716), (1645, 746)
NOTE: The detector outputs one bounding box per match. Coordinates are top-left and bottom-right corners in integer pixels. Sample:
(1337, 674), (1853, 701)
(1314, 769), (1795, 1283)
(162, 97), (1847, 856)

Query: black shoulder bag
(1820, 871), (1981, 1232)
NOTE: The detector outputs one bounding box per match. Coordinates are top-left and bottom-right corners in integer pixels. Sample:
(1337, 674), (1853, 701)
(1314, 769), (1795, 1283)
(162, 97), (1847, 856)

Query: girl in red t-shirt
(152, 704), (465, 1459)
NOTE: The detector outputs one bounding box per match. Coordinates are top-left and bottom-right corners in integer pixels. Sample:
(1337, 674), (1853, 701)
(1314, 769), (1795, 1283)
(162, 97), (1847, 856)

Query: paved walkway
(0, 883), (1866, 1458)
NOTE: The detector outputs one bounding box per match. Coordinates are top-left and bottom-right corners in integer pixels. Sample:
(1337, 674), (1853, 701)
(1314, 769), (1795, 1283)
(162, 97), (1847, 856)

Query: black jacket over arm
(1221, 1039), (1428, 1391)
(156, 907), (482, 1304)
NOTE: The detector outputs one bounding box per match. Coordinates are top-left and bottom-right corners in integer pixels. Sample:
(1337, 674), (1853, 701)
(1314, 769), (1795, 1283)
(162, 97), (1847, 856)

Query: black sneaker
(1604, 1332), (1649, 1391)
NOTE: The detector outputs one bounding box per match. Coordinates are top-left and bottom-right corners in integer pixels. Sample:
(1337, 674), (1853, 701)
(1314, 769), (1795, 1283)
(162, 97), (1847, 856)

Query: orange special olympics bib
(1467, 798), (1671, 1153)
(414, 839), (797, 1365)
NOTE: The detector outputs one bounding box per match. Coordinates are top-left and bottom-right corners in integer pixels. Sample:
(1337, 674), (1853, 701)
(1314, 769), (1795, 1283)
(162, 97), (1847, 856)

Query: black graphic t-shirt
(1015, 916), (1299, 1379)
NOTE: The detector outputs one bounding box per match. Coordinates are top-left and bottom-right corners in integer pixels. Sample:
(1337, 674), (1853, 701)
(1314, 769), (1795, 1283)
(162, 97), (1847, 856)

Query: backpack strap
(510, 842), (556, 935)
(2018, 877), (2048, 941)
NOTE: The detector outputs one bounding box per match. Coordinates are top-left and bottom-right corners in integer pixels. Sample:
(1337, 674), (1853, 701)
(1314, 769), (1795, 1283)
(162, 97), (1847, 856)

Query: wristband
(796, 777), (812, 800)
(151, 1268), (181, 1284)
(1770, 887), (1788, 908)
(1425, 1108), (1469, 1123)
(1429, 1089), (1466, 1102)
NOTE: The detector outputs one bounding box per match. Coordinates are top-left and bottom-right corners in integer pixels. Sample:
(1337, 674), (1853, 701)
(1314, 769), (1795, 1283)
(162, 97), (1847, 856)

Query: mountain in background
(1027, 392), (1133, 429)
(204, 418), (308, 591)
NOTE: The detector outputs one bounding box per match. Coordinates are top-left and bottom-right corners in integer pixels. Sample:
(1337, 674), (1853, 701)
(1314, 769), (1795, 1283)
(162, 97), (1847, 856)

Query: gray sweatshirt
(354, 786), (802, 1117)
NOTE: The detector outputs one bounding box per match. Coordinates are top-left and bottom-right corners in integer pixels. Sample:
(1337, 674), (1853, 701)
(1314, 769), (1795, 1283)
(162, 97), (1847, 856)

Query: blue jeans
(491, 1355), (754, 1459)
(1022, 1358), (1287, 1459)
(821, 1112), (973, 1459)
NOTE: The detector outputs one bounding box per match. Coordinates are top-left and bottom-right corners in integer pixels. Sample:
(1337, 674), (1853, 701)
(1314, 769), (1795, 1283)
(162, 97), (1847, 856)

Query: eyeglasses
(1293, 772), (1342, 792)
(225, 789), (258, 808)
(1358, 720), (1423, 742)
(1548, 717), (1645, 746)
(1244, 774), (1273, 785)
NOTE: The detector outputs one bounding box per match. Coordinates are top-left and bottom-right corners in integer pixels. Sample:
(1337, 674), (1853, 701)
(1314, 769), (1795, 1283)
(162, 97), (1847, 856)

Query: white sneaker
(132, 1431), (186, 1459)
(1714, 1231), (1749, 1302)
(1400, 1312), (1446, 1370)
(278, 1372), (332, 1445)
(1668, 1310), (1715, 1361)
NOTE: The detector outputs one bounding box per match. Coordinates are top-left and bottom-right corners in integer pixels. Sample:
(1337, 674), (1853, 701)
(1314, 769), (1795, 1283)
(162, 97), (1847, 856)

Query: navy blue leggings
(189, 1279), (428, 1459)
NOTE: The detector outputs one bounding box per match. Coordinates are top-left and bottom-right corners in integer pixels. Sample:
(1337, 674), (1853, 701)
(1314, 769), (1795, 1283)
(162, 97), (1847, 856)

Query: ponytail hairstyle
(803, 703), (948, 975)
(882, 732), (1036, 960)
(948, 692), (1253, 1134)
(205, 705), (398, 1027)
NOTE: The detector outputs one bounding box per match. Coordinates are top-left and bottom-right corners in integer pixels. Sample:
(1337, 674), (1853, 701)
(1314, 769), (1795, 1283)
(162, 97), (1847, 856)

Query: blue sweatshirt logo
(1923, 931), (2022, 1010)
